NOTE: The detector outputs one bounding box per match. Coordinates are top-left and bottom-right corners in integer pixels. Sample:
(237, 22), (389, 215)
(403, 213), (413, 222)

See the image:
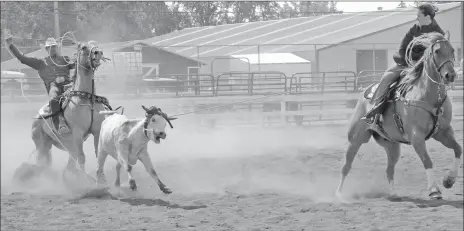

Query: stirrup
(58, 116), (70, 134)
(58, 125), (70, 134)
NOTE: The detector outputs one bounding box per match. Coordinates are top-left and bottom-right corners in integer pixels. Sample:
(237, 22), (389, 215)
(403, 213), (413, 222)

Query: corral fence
(215, 71), (287, 96)
(289, 71), (357, 94)
(2, 69), (463, 99)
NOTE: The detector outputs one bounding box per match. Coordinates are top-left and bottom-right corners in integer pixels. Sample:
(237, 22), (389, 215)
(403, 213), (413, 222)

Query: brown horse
(336, 32), (461, 200)
(31, 42), (112, 180)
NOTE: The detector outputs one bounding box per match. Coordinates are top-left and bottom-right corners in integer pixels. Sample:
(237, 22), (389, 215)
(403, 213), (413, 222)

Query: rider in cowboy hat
(361, 3), (445, 124)
(5, 36), (76, 134)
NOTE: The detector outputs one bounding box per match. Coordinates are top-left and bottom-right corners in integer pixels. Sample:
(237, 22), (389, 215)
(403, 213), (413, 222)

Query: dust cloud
(1, 107), (386, 203)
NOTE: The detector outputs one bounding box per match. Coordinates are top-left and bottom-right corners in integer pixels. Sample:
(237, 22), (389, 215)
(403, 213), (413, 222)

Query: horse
(31, 42), (113, 181)
(336, 32), (461, 200)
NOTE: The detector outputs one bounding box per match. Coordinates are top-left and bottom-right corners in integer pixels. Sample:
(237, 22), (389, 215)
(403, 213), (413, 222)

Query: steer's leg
(117, 149), (137, 191)
(139, 151), (172, 194)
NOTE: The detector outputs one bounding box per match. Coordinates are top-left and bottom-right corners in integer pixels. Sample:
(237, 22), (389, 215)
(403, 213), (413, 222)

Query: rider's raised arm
(8, 44), (44, 70)
(398, 25), (416, 66)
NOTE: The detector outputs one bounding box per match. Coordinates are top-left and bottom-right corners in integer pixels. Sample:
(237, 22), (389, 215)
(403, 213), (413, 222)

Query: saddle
(362, 74), (444, 143)
(37, 84), (73, 118)
(37, 96), (68, 119)
(36, 86), (73, 134)
(363, 70), (409, 116)
(362, 80), (407, 142)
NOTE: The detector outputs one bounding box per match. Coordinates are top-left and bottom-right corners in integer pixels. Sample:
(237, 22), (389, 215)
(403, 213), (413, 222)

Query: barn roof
(144, 2), (461, 58)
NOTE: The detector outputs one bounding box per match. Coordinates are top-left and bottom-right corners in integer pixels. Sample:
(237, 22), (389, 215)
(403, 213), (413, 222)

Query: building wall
(318, 7), (462, 74)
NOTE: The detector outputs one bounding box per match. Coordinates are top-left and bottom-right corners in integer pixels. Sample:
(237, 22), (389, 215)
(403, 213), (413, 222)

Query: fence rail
(289, 71), (357, 94)
(2, 70), (463, 99)
(215, 71), (287, 96)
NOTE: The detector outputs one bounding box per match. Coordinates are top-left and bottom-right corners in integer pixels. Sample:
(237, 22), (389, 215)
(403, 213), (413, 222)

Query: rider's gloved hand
(5, 36), (13, 47)
(70, 53), (77, 63)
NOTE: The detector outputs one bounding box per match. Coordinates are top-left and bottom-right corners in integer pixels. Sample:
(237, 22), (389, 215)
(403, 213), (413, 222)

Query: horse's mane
(396, 32), (450, 96)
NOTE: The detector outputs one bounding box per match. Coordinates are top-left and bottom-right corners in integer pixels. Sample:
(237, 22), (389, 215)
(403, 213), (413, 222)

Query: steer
(96, 105), (176, 194)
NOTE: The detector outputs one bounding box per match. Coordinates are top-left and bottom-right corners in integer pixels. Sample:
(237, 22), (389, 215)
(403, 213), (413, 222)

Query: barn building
(2, 2), (461, 82)
(140, 2), (462, 78)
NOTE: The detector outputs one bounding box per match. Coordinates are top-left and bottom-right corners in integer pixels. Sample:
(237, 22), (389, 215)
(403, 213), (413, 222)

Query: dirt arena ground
(1, 106), (463, 231)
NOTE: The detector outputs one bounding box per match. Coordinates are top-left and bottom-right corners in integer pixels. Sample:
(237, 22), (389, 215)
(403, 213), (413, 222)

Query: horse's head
(142, 105), (177, 144)
(426, 32), (456, 84)
(76, 42), (104, 70)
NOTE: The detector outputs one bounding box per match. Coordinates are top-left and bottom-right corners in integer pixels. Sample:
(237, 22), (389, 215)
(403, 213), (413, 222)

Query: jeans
(372, 64), (404, 103)
(49, 82), (68, 132)
(362, 64), (404, 121)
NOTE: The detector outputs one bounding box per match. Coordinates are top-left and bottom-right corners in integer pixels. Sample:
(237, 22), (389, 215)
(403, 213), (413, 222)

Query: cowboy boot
(49, 99), (61, 131)
(52, 115), (60, 132)
(361, 92), (383, 124)
(361, 77), (392, 123)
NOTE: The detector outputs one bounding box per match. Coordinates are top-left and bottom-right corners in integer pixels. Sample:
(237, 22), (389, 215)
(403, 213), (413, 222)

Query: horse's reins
(424, 39), (455, 114)
(404, 38), (455, 139)
(427, 39), (455, 85)
(74, 44), (101, 136)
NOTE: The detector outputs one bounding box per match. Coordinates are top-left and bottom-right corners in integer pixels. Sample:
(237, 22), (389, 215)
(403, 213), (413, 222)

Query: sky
(336, 2), (411, 12)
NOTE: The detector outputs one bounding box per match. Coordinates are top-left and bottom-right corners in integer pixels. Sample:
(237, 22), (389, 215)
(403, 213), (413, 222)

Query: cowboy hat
(44, 37), (58, 47)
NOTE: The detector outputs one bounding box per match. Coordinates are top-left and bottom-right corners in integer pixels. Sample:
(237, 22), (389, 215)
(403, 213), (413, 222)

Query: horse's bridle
(428, 39), (455, 85)
(76, 43), (104, 72)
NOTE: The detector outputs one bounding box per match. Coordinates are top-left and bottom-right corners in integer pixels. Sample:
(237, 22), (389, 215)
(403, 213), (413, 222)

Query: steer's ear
(142, 105), (148, 112)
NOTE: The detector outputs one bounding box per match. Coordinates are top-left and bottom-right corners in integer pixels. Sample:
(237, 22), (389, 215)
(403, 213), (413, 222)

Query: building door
(356, 50), (388, 74)
(187, 67), (200, 93)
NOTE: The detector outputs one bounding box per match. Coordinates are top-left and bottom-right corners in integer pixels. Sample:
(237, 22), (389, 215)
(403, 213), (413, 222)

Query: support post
(54, 1), (60, 39)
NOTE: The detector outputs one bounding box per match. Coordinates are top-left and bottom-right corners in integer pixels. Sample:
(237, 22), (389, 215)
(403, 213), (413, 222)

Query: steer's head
(142, 105), (177, 144)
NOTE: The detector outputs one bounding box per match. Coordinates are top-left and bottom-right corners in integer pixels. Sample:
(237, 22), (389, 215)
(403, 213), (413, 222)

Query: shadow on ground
(387, 196), (464, 208)
(71, 187), (207, 210)
(119, 198), (207, 210)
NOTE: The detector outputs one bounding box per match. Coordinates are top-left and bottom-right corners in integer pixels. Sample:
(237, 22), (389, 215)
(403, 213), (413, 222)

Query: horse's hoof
(129, 179), (137, 191)
(162, 187), (172, 194)
(429, 191), (443, 200)
(443, 176), (456, 189)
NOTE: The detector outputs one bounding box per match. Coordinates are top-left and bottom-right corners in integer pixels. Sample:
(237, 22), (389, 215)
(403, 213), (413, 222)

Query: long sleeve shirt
(8, 44), (75, 93)
(396, 19), (445, 66)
